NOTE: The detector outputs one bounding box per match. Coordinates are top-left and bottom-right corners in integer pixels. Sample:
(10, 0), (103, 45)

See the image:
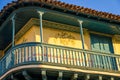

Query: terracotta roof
(0, 0), (120, 23)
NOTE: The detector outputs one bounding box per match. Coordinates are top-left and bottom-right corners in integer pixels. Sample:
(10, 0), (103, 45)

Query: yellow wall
(14, 22), (120, 70)
(14, 21), (120, 55)
(15, 26), (36, 45)
(15, 25), (91, 65)
(33, 26), (90, 50)
(112, 35), (120, 70)
(15, 24), (120, 54)
(112, 35), (120, 55)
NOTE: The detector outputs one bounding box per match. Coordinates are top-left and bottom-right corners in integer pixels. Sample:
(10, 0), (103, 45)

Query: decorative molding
(55, 32), (75, 39)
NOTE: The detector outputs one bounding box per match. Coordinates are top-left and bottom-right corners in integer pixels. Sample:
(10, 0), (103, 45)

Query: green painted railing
(0, 42), (120, 76)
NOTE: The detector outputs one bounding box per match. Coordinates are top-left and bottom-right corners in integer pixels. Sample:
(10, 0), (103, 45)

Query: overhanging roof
(0, 0), (120, 50)
(0, 0), (120, 26)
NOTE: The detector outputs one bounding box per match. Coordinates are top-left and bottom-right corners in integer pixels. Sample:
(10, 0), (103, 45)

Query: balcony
(0, 42), (120, 79)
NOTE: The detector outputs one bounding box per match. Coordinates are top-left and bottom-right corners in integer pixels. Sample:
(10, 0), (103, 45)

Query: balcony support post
(11, 14), (16, 47)
(58, 71), (63, 80)
(37, 11), (44, 43)
(41, 70), (47, 80)
(71, 73), (78, 80)
(37, 11), (45, 61)
(78, 20), (85, 49)
(78, 20), (86, 66)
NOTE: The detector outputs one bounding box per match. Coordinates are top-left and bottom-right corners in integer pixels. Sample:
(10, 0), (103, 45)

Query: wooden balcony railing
(0, 42), (120, 76)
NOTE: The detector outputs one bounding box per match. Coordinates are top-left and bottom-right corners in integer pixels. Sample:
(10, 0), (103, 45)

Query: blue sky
(0, 0), (120, 15)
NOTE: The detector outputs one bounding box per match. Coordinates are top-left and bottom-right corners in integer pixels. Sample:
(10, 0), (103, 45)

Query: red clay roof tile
(0, 0), (120, 22)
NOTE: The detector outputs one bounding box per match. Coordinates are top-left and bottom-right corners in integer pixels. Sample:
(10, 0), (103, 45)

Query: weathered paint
(15, 27), (36, 45)
(112, 35), (120, 70)
(89, 31), (120, 55)
(34, 26), (90, 50)
(15, 25), (91, 66)
(112, 35), (120, 55)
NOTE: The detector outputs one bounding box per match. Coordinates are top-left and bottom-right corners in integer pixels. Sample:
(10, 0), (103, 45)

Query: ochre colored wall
(16, 24), (120, 54)
(112, 35), (120, 70)
(33, 26), (90, 50)
(15, 27), (36, 45)
(13, 24), (120, 55)
(14, 24), (120, 70)
(112, 35), (120, 55)
(32, 26), (91, 65)
(84, 29), (91, 50)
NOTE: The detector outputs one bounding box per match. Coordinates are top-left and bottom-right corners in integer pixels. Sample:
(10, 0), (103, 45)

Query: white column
(37, 11), (44, 43)
(37, 11), (45, 61)
(78, 20), (85, 49)
(78, 20), (86, 66)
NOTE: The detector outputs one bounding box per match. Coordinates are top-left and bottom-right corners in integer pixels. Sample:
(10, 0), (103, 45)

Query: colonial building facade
(0, 0), (120, 80)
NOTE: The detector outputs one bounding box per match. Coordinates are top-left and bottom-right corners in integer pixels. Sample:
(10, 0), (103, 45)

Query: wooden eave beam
(41, 70), (47, 80)
(57, 71), (63, 80)
(71, 73), (78, 80)
(85, 74), (90, 80)
(111, 77), (114, 80)
(22, 71), (32, 80)
(99, 75), (102, 80)
(11, 75), (18, 80)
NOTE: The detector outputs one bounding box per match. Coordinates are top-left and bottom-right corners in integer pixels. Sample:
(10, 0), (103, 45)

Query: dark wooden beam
(41, 70), (47, 80)
(57, 71), (63, 80)
(99, 75), (102, 80)
(22, 71), (32, 80)
(11, 75), (18, 80)
(71, 73), (78, 80)
(111, 77), (114, 80)
(85, 74), (90, 80)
